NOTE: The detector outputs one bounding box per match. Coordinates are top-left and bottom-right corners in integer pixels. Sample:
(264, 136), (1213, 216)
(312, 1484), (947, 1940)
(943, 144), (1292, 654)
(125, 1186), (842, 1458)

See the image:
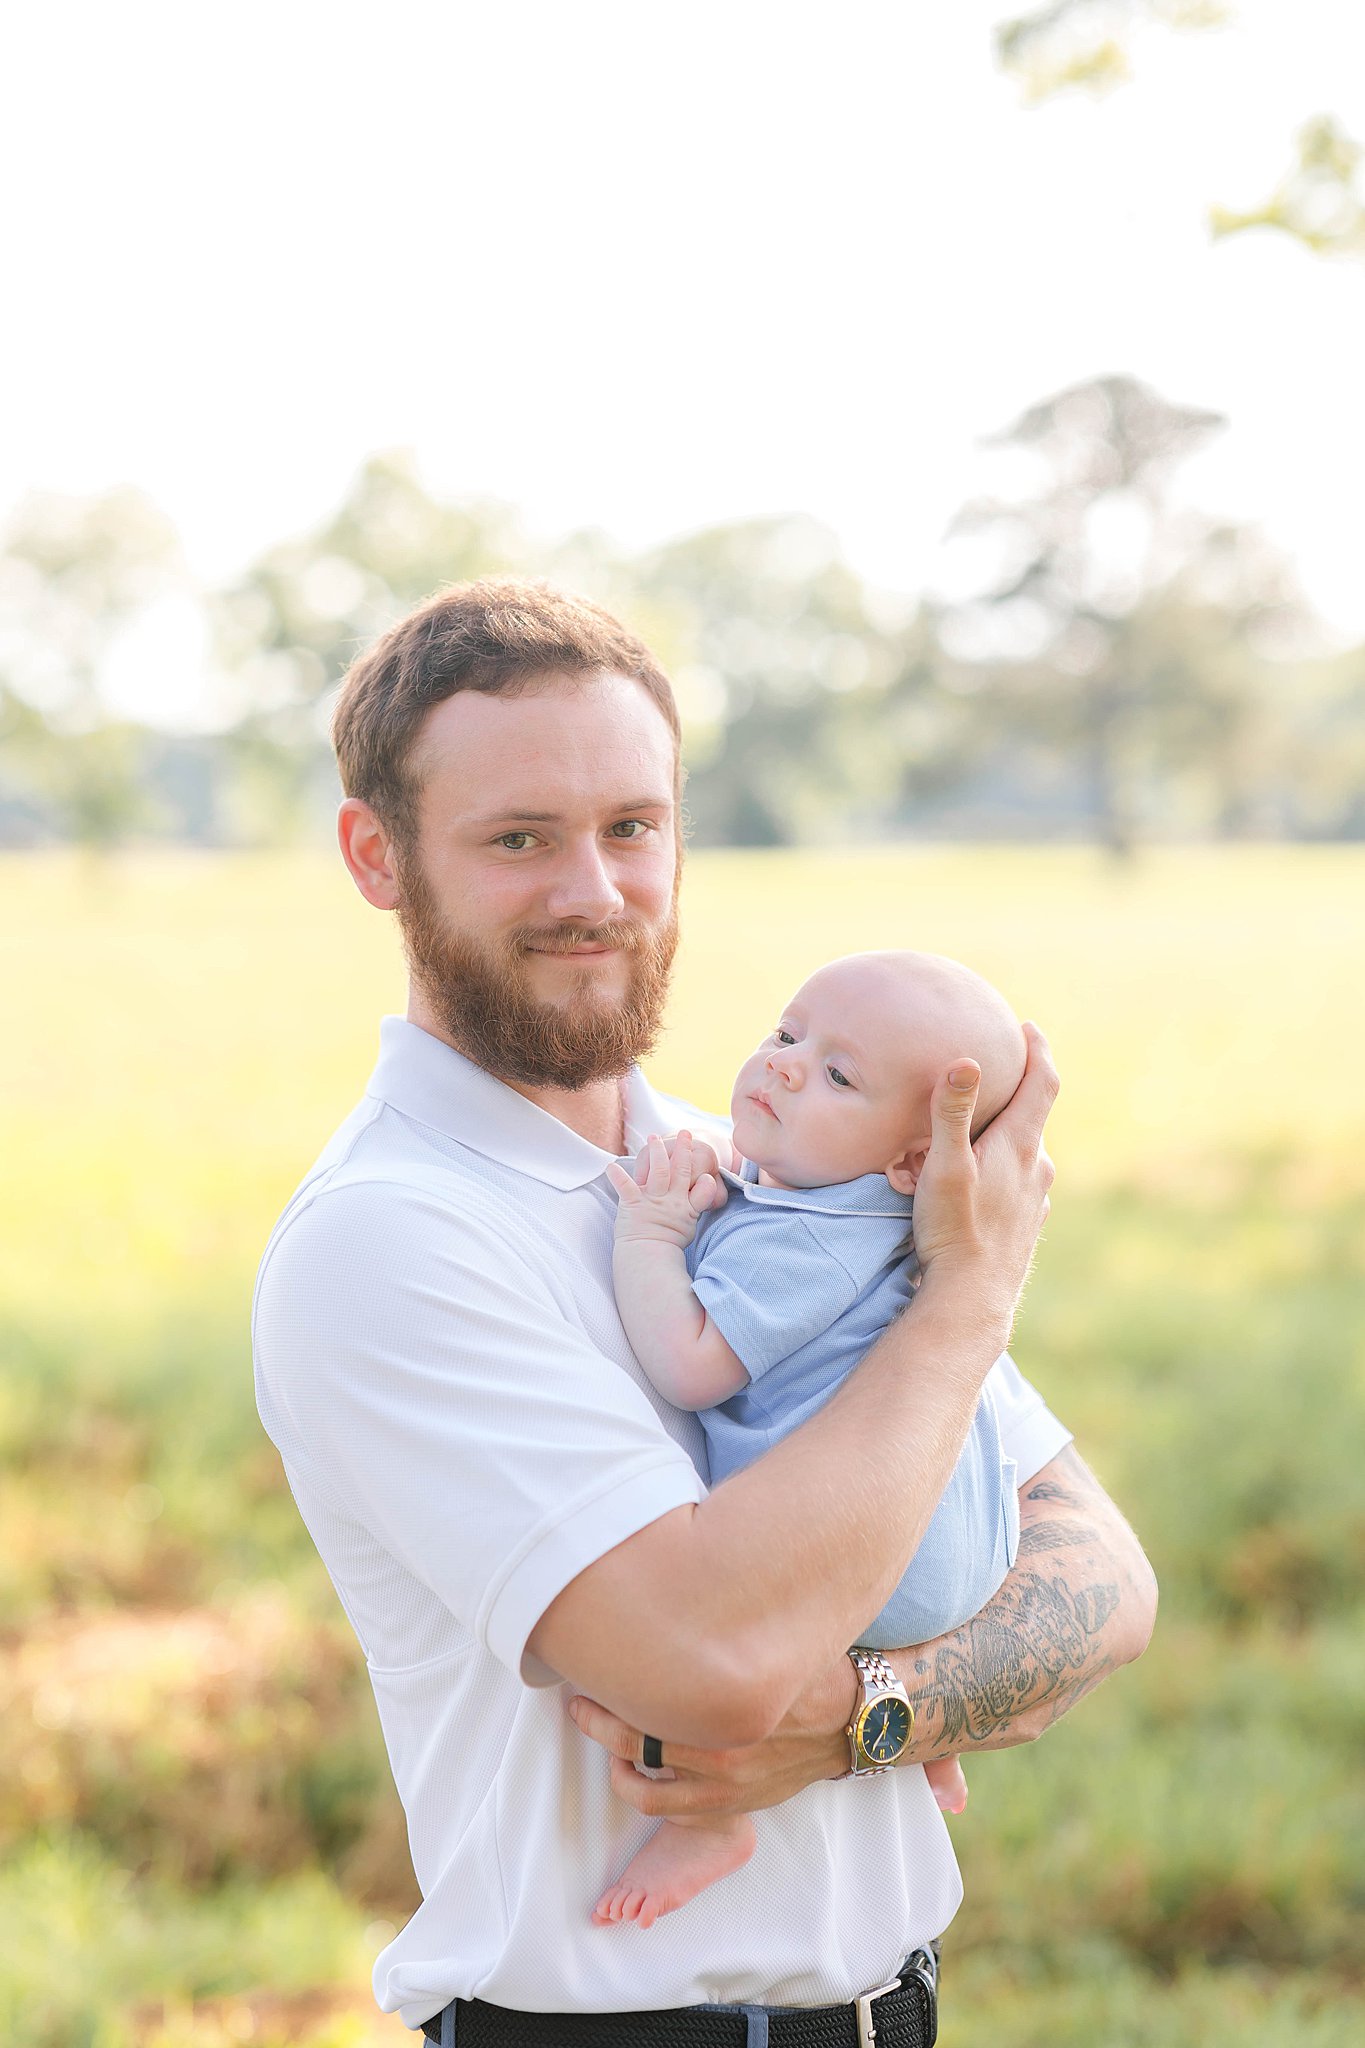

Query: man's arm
(530, 1037), (1059, 1750)
(891, 1444), (1157, 1758)
(566, 1445), (1157, 1817)
(530, 1044), (1056, 1748)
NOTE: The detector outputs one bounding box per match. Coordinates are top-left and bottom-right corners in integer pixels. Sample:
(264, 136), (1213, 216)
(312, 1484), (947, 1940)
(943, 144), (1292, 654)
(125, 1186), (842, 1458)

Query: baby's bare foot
(924, 1755), (969, 1814)
(592, 1814), (757, 1930)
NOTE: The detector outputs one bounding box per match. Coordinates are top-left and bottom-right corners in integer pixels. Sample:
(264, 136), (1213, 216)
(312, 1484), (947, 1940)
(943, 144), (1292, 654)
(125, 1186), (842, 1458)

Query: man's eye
(496, 832), (537, 851)
(828, 1067), (851, 1089)
(609, 819), (650, 839)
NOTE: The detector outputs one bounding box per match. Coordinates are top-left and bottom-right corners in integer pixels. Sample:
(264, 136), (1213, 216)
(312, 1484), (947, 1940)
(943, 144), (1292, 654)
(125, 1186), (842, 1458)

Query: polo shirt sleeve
(690, 1212), (861, 1380)
(253, 1179), (706, 1687)
(986, 1351), (1073, 1486)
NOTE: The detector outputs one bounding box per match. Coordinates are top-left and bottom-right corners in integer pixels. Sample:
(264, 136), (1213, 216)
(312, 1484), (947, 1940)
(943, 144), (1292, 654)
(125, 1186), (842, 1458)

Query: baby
(594, 950), (1029, 1930)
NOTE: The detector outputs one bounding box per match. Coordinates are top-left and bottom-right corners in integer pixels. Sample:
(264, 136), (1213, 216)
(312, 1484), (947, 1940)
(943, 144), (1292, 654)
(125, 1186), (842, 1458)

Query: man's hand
(608, 1131), (724, 1249)
(568, 1662), (843, 1820)
(911, 1023), (1058, 1341)
(566, 1446), (1156, 1820)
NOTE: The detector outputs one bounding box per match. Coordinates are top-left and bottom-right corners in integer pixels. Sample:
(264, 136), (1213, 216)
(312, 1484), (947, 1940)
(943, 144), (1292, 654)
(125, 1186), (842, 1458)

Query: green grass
(1, 847), (1362, 2045)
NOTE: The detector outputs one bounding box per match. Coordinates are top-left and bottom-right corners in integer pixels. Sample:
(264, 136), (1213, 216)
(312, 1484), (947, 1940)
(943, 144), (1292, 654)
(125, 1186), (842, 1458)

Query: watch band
(845, 1646), (914, 1777)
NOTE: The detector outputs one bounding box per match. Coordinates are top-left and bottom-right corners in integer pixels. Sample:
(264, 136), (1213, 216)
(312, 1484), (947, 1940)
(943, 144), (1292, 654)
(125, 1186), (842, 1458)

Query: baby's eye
(828, 1066), (852, 1089)
(773, 1029), (796, 1046)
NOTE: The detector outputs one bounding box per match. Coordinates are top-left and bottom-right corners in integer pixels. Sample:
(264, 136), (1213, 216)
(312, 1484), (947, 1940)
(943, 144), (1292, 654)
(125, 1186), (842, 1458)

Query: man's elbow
(1116, 1537), (1159, 1667)
(655, 1635), (789, 1750)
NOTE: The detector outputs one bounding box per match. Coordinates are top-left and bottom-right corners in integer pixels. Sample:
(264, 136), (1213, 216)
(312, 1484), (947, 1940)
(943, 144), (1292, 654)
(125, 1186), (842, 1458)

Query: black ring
(641, 1734), (664, 1770)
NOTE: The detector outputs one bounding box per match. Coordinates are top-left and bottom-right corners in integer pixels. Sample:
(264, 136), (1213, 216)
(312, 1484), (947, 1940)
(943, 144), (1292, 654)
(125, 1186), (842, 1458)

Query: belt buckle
(853, 1974), (900, 2048)
(903, 1946), (939, 2045)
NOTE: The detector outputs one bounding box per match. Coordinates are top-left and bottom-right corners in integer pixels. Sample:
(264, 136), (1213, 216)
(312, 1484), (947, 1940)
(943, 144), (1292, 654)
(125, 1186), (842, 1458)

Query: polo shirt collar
(365, 1015), (681, 1192)
(721, 1154), (913, 1221)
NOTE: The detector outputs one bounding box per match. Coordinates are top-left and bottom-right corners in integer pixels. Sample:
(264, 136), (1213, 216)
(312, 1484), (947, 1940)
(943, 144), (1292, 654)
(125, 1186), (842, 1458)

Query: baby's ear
(885, 1145), (927, 1196)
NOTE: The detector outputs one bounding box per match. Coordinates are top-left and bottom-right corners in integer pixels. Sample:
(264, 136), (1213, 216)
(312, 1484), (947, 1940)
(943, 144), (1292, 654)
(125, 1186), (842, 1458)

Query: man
(253, 578), (1157, 2046)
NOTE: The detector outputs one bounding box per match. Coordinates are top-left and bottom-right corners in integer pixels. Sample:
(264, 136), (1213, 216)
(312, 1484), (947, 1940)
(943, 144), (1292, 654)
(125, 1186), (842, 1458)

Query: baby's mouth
(751, 1091), (779, 1120)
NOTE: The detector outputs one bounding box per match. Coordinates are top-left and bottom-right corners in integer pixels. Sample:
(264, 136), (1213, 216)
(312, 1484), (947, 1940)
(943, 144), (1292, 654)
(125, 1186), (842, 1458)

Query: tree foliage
(995, 0), (1228, 104)
(1212, 116), (1365, 260)
(0, 490), (184, 847)
(1, 382), (1360, 853)
(945, 375), (1234, 853)
(998, 3), (1365, 266)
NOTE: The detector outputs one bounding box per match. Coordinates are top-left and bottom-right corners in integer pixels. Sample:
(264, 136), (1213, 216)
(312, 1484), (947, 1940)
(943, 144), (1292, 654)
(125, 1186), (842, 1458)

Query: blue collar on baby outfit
(723, 1156), (914, 1222)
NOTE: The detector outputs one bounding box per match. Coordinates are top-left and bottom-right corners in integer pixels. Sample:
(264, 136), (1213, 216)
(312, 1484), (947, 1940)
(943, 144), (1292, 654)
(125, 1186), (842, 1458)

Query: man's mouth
(520, 927), (635, 959)
(528, 943), (617, 956)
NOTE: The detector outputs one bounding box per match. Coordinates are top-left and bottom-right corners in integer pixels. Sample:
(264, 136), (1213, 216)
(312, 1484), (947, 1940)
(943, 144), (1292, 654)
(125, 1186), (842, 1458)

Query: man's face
(392, 671), (681, 1090)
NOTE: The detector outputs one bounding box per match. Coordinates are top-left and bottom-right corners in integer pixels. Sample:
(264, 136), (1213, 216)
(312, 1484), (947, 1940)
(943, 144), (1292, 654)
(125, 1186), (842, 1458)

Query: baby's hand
(608, 1131), (721, 1250)
(630, 1129), (734, 1201)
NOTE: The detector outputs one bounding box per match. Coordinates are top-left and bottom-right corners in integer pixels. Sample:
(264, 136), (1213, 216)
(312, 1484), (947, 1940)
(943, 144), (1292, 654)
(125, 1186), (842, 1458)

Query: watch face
(860, 1695), (912, 1764)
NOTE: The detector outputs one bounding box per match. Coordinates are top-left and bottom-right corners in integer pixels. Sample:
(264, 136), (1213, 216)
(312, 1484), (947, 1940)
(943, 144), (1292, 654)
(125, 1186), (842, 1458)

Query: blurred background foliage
(995, 1), (1365, 252)
(3, 370), (1364, 861)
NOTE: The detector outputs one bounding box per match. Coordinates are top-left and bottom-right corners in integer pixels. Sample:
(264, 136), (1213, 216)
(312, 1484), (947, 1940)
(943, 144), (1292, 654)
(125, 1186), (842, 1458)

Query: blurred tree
(4, 441), (1352, 852)
(1271, 646), (1365, 838)
(212, 451), (527, 834)
(941, 373), (1297, 854)
(631, 516), (913, 845)
(1212, 116), (1365, 259)
(995, 0), (1227, 102)
(997, 2), (1365, 265)
(0, 489), (184, 848)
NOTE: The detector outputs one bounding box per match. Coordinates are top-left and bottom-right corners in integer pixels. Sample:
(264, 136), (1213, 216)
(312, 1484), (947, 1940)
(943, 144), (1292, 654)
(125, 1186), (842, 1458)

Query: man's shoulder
(257, 1094), (516, 1287)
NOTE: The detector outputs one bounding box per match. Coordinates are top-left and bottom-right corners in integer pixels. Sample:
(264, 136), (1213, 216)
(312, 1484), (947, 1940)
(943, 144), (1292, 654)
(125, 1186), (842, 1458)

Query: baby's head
(730, 951), (1027, 1193)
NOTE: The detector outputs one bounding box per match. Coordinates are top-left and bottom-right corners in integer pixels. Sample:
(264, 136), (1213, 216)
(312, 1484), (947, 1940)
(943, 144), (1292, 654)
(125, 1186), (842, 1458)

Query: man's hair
(332, 577), (682, 849)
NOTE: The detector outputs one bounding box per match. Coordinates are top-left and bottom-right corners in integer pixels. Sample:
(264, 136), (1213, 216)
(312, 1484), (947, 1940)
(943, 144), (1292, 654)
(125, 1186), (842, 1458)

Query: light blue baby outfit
(684, 1160), (1019, 1648)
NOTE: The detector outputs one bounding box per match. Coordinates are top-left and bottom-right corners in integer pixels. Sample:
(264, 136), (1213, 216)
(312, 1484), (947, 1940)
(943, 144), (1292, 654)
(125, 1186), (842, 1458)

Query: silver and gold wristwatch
(844, 1647), (915, 1776)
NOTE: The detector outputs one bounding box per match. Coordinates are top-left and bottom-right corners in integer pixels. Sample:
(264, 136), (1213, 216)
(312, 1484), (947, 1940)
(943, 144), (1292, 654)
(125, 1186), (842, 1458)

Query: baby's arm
(608, 1133), (750, 1412)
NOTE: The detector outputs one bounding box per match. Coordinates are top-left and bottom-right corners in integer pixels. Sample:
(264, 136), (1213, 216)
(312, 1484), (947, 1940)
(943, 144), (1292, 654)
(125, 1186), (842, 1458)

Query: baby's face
(729, 952), (1026, 1192)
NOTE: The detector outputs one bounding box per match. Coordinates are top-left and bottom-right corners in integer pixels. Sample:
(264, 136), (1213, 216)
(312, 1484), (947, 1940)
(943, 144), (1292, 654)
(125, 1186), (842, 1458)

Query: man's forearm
(888, 1444), (1158, 1761)
(564, 1446), (1156, 1819)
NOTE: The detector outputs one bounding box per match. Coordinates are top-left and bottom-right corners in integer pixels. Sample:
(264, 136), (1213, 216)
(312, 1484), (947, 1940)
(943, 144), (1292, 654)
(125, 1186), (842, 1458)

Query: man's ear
(885, 1144), (928, 1196)
(338, 798), (402, 910)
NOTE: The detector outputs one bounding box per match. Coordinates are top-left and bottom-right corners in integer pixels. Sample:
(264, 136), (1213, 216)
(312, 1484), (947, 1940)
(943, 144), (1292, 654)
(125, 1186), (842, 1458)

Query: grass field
(2, 846), (1362, 2047)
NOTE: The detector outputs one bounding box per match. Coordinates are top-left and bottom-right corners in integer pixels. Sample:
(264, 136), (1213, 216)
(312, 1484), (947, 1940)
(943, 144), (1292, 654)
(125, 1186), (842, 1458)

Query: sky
(3, 0), (1363, 724)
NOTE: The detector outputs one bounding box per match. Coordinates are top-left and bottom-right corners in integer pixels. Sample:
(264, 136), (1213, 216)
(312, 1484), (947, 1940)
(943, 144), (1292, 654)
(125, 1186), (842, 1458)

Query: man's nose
(543, 841), (627, 924)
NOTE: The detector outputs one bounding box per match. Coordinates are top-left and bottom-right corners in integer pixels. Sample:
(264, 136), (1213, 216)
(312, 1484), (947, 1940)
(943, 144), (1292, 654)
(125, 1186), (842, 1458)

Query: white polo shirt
(253, 1017), (1071, 2030)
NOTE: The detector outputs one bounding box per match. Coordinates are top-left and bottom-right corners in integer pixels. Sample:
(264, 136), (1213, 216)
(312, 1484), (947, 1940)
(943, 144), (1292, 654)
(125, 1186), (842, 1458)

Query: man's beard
(393, 854), (679, 1091)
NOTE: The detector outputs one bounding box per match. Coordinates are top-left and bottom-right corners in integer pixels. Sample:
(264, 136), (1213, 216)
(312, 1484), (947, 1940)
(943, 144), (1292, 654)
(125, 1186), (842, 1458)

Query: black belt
(421, 1946), (938, 2047)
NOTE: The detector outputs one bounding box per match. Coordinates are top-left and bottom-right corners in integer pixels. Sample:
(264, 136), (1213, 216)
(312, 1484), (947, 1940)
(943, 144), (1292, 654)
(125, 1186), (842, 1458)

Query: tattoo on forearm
(1024, 1478), (1084, 1507)
(1017, 1519), (1097, 1556)
(892, 1445), (1150, 1754)
(903, 1515), (1124, 1748)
